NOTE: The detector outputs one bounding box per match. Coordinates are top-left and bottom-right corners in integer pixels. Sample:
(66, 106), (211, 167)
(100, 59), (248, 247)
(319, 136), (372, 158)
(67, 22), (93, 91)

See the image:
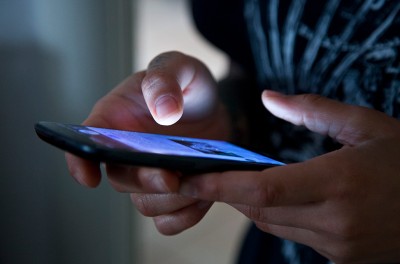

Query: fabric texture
(190, 0), (400, 263)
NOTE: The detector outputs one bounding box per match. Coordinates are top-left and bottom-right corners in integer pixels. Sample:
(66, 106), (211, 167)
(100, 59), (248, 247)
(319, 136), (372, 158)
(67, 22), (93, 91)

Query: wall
(0, 1), (135, 263)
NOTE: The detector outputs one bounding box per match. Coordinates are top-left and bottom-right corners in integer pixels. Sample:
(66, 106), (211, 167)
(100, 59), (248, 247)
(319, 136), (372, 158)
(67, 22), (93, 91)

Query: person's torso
(192, 0), (400, 161)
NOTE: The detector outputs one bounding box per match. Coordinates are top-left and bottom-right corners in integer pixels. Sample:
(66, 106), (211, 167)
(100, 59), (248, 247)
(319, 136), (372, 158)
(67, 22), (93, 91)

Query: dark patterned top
(191, 0), (399, 263)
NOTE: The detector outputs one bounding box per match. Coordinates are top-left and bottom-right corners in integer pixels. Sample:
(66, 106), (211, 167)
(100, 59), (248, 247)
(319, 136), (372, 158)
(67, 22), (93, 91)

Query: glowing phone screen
(74, 126), (284, 166)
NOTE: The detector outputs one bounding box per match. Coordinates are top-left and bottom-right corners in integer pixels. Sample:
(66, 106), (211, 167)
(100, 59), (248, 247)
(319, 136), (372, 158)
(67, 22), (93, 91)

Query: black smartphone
(35, 121), (284, 173)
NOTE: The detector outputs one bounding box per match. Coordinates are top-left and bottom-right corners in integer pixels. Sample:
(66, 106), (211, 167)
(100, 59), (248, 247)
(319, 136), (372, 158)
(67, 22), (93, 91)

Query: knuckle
(298, 93), (325, 105)
(141, 72), (181, 106)
(325, 212), (361, 242)
(148, 51), (185, 70)
(205, 179), (223, 201)
(303, 93), (322, 102)
(246, 206), (264, 221)
(194, 173), (224, 201)
(255, 182), (283, 207)
(138, 168), (174, 193)
(131, 194), (156, 217)
(296, 94), (325, 127)
(142, 71), (170, 93)
(141, 170), (160, 187)
(334, 177), (363, 206)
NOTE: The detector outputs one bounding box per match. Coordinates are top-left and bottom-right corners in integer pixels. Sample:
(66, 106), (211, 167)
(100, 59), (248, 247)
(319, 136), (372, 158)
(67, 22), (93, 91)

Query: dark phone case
(35, 121), (281, 173)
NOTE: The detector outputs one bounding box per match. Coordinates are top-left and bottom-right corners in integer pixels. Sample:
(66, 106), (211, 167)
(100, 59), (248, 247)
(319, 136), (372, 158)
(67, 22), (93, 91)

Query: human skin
(65, 51), (229, 233)
(180, 91), (400, 263)
(66, 51), (400, 263)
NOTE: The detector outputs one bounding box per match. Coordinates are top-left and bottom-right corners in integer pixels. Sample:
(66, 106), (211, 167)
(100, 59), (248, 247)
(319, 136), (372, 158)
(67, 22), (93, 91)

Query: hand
(65, 51), (230, 234)
(179, 91), (400, 263)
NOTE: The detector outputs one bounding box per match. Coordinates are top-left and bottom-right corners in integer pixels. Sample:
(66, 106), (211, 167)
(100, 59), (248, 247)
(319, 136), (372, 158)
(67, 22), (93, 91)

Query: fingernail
(262, 90), (284, 98)
(155, 95), (181, 125)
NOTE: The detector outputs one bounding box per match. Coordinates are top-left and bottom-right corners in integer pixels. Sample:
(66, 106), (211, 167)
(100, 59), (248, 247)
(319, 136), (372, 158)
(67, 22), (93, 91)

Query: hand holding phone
(46, 52), (271, 235)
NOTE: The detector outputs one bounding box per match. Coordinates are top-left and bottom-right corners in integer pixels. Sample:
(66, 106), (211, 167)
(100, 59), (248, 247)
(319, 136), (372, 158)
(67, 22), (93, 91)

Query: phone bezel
(35, 121), (283, 172)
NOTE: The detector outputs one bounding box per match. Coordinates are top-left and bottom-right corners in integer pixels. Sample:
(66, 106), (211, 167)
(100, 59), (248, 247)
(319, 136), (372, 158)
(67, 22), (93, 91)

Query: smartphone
(35, 121), (284, 173)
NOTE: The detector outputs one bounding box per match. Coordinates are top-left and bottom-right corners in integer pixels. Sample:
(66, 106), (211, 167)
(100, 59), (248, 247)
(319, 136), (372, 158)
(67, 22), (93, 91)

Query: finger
(84, 71), (150, 131)
(142, 51), (217, 126)
(64, 116), (114, 188)
(255, 223), (329, 258)
(257, 223), (359, 263)
(107, 166), (180, 193)
(64, 72), (149, 188)
(65, 153), (101, 188)
(153, 200), (213, 235)
(231, 203), (327, 233)
(261, 91), (399, 146)
(130, 193), (199, 217)
(179, 157), (331, 207)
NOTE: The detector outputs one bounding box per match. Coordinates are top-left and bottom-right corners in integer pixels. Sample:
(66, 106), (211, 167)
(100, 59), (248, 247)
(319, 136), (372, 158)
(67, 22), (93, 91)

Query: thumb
(261, 90), (397, 146)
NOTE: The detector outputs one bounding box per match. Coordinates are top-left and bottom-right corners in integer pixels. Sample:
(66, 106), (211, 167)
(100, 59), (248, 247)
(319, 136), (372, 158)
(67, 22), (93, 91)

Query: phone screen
(35, 122), (284, 171)
(74, 125), (284, 166)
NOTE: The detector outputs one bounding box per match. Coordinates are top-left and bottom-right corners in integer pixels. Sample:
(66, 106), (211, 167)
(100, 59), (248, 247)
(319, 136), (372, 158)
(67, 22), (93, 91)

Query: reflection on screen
(77, 126), (283, 166)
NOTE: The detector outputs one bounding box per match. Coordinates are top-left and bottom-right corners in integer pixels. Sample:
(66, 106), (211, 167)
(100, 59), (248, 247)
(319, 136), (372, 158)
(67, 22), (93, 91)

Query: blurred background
(0, 0), (248, 263)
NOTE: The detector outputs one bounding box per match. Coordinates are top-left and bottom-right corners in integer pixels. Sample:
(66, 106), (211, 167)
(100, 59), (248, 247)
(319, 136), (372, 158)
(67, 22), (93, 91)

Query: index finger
(179, 155), (333, 207)
(65, 153), (102, 188)
(142, 51), (217, 126)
